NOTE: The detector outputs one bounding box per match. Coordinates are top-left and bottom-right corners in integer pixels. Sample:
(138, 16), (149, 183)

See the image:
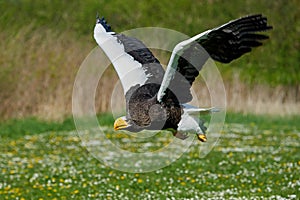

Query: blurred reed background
(0, 0), (299, 120)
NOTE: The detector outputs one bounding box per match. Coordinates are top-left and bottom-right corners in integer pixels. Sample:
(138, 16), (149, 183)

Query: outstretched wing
(94, 17), (164, 95)
(157, 14), (272, 103)
(199, 14), (272, 63)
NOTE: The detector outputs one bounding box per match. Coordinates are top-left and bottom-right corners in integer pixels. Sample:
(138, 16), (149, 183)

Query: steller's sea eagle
(94, 14), (272, 142)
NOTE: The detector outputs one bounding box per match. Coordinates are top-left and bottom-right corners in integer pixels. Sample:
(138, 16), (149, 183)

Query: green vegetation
(1, 113), (299, 138)
(0, 113), (299, 199)
(0, 0), (299, 85)
(225, 112), (300, 129)
(0, 1), (299, 198)
(0, 2), (298, 198)
(0, 117), (74, 139)
(0, 113), (115, 139)
(0, 0), (299, 119)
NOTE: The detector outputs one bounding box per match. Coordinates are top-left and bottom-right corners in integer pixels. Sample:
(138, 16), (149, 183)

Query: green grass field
(0, 1), (299, 199)
(0, 114), (299, 199)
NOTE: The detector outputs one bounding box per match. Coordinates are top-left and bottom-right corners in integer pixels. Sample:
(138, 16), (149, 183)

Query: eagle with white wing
(94, 14), (272, 142)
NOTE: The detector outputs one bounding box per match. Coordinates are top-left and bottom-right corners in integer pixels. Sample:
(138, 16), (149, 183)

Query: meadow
(0, 113), (299, 199)
(0, 1), (299, 199)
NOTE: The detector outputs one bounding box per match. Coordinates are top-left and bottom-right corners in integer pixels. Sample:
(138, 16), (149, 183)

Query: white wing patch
(182, 104), (220, 115)
(94, 24), (148, 94)
(177, 104), (219, 133)
(177, 109), (202, 133)
(156, 30), (210, 102)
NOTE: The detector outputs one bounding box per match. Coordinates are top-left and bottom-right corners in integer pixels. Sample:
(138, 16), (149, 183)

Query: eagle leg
(197, 119), (207, 142)
(197, 134), (207, 142)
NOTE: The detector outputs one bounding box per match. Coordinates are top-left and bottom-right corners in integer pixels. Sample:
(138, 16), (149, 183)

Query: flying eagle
(94, 14), (272, 142)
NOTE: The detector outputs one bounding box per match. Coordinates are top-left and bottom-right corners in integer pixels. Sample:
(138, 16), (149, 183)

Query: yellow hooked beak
(114, 117), (128, 130)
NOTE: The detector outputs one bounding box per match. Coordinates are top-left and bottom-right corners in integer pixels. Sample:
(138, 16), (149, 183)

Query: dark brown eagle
(94, 14), (272, 142)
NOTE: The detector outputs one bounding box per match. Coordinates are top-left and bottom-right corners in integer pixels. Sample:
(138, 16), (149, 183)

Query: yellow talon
(197, 134), (207, 142)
